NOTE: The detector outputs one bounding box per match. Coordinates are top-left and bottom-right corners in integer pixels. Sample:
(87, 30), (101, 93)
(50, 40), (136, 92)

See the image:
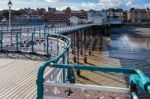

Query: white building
(87, 10), (107, 25)
(93, 15), (103, 25)
(69, 16), (80, 25)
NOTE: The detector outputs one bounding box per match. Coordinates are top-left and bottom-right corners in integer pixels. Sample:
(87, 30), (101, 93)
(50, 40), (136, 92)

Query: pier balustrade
(0, 24), (149, 99)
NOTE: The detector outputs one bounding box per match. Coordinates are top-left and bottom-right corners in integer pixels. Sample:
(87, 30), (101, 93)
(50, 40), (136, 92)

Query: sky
(0, 0), (150, 10)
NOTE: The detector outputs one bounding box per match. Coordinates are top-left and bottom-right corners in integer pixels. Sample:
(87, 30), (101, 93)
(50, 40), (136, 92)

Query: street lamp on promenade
(8, 0), (12, 30)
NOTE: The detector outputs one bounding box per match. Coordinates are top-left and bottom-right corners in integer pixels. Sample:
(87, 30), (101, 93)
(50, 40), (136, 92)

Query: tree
(116, 8), (123, 12)
(106, 8), (116, 12)
(130, 7), (135, 11)
(2, 10), (9, 19)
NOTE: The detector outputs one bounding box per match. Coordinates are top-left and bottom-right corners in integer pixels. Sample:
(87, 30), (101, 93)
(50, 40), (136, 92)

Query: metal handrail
(36, 32), (150, 99)
(0, 24), (150, 99)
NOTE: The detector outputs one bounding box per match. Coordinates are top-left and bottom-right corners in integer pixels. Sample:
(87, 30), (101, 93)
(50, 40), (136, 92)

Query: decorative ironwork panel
(19, 33), (32, 52)
(34, 34), (46, 53)
(3, 33), (17, 51)
(48, 37), (65, 57)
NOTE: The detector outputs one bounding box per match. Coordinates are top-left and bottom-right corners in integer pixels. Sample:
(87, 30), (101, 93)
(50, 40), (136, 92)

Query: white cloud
(82, 0), (142, 10)
(0, 0), (148, 10)
(82, 2), (97, 8)
(44, 0), (58, 3)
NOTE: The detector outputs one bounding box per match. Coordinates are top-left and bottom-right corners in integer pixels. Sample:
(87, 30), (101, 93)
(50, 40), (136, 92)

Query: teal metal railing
(0, 24), (150, 99)
(36, 34), (150, 99)
(37, 62), (150, 99)
(36, 26), (150, 99)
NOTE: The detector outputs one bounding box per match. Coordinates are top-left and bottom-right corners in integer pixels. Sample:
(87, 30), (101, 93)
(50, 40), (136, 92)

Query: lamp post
(8, 0), (12, 30)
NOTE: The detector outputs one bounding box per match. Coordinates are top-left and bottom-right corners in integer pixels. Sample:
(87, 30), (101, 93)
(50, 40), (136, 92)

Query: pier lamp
(8, 0), (12, 30)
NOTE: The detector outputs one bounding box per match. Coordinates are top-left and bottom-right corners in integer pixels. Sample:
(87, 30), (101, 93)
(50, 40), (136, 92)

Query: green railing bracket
(130, 70), (150, 93)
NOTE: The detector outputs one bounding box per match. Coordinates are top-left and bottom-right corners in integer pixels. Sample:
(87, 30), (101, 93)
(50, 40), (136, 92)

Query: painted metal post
(11, 30), (13, 45)
(73, 33), (76, 62)
(71, 34), (74, 54)
(55, 26), (56, 34)
(39, 27), (40, 34)
(58, 26), (61, 34)
(32, 32), (35, 53)
(37, 61), (50, 99)
(67, 47), (69, 64)
(46, 34), (49, 55)
(57, 35), (60, 56)
(0, 32), (3, 51)
(44, 27), (46, 36)
(34, 27), (35, 34)
(16, 32), (19, 52)
(48, 25), (50, 33)
(62, 55), (66, 83)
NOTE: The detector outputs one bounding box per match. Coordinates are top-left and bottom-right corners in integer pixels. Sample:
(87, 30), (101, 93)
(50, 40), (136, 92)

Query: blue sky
(0, 0), (149, 10)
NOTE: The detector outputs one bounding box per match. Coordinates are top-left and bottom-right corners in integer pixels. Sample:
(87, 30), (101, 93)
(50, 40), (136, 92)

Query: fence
(35, 27), (150, 99)
(0, 24), (150, 99)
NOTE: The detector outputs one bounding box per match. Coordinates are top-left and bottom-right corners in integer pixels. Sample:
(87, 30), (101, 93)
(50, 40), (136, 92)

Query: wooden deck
(0, 26), (150, 98)
(0, 58), (42, 99)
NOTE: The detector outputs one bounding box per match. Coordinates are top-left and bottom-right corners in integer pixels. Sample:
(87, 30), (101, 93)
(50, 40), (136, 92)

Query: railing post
(73, 32), (76, 62)
(16, 32), (19, 52)
(34, 27), (35, 34)
(63, 55), (66, 83)
(11, 29), (13, 45)
(44, 27), (46, 36)
(71, 34), (74, 54)
(32, 32), (35, 53)
(39, 26), (40, 34)
(37, 61), (50, 99)
(57, 35), (59, 56)
(0, 32), (3, 51)
(67, 45), (69, 64)
(46, 34), (49, 55)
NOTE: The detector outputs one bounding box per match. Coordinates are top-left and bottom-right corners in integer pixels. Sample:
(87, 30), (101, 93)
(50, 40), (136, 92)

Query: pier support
(89, 29), (92, 55)
(73, 33), (76, 63)
(76, 31), (80, 76)
(84, 29), (87, 63)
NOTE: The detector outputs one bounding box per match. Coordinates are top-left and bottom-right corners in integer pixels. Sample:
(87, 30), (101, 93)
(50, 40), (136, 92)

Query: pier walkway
(0, 25), (150, 99)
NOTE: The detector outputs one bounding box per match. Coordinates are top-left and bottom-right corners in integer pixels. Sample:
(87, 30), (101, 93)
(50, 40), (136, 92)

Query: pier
(0, 24), (150, 99)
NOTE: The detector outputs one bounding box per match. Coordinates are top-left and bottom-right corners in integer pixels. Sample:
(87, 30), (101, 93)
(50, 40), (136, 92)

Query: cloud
(82, 0), (142, 10)
(44, 0), (58, 3)
(0, 0), (148, 10)
(99, 0), (134, 8)
(82, 2), (98, 8)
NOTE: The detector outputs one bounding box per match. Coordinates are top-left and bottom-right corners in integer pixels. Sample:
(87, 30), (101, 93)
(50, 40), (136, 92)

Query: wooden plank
(0, 59), (42, 99)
